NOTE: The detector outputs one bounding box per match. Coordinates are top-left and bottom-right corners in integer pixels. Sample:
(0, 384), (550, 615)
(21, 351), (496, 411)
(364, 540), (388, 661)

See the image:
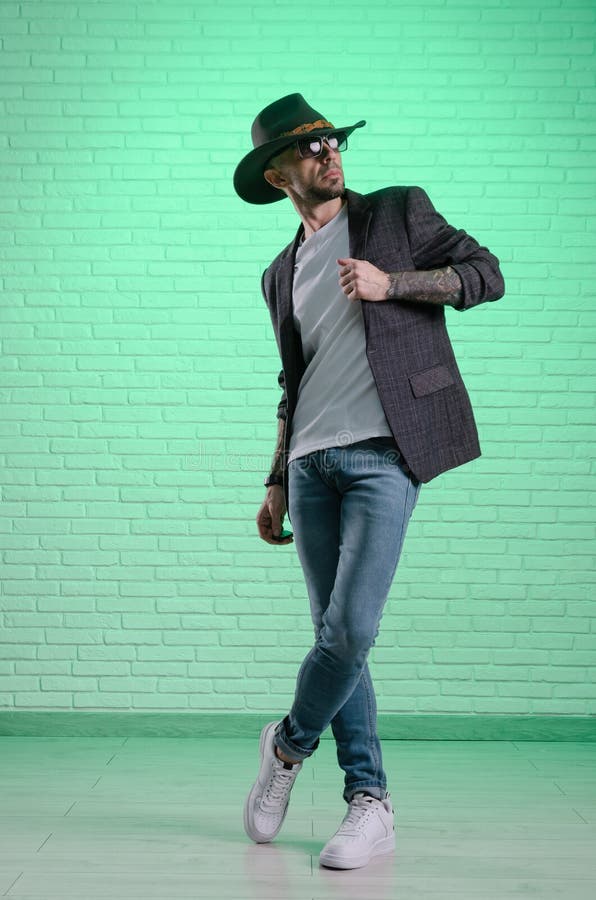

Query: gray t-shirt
(288, 202), (393, 463)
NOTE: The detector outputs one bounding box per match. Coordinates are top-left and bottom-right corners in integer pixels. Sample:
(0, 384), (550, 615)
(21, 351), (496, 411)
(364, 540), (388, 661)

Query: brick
(15, 692), (74, 707)
(128, 694), (187, 708)
(136, 647), (194, 661)
(73, 693), (131, 707)
(74, 662), (130, 676)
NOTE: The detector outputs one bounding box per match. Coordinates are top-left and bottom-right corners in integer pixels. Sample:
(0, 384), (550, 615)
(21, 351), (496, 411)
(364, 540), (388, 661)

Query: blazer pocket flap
(409, 364), (455, 398)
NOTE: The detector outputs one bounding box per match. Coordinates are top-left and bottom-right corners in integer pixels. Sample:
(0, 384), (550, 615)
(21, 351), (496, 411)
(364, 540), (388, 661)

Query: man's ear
(263, 167), (288, 190)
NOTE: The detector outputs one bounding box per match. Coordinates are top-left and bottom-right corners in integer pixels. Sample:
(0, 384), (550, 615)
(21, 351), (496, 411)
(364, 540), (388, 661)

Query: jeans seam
(363, 667), (382, 789)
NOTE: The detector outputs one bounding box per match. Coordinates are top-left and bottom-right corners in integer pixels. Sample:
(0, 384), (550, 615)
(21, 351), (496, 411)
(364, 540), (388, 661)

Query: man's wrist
(264, 473), (284, 488)
(385, 272), (402, 300)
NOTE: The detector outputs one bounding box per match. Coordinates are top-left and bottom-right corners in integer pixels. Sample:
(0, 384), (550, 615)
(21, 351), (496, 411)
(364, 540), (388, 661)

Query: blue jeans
(273, 436), (422, 802)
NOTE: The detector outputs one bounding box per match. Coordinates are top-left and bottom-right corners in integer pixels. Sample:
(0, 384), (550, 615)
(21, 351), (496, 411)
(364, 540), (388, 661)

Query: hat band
(278, 119), (335, 138)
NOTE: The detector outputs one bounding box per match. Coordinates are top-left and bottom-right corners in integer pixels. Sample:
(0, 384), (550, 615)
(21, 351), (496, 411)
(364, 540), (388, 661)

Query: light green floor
(1, 736), (595, 899)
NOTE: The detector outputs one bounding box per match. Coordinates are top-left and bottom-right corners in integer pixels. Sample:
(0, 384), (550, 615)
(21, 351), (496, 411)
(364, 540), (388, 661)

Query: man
(233, 93), (504, 870)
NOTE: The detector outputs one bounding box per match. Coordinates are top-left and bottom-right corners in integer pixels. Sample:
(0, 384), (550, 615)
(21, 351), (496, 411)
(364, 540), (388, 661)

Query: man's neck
(295, 197), (346, 240)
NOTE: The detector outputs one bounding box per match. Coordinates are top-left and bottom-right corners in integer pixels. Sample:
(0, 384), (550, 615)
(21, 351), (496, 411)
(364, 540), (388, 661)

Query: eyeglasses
(295, 131), (348, 159)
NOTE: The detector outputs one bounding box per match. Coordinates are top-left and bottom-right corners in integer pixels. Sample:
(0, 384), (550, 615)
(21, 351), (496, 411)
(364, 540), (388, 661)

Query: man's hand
(337, 257), (390, 302)
(256, 485), (293, 545)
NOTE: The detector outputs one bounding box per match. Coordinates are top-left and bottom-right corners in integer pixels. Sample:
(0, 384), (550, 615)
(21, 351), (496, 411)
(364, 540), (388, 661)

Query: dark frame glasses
(295, 131), (348, 159)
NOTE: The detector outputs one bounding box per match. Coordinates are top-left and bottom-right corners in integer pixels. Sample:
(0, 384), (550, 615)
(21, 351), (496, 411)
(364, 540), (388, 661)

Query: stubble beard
(303, 179), (346, 205)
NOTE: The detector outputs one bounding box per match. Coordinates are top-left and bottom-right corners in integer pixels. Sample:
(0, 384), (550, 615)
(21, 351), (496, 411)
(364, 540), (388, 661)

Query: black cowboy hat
(233, 93), (366, 205)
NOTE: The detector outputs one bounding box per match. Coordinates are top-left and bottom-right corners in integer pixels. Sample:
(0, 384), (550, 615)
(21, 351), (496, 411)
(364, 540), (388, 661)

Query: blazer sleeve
(276, 368), (288, 421)
(260, 268), (288, 421)
(405, 186), (505, 311)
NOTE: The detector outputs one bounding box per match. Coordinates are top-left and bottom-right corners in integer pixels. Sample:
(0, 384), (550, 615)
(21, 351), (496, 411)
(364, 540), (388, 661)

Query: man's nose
(321, 139), (339, 161)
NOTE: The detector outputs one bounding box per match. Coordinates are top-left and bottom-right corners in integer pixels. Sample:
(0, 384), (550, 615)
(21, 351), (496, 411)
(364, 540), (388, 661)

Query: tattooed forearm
(385, 266), (463, 308)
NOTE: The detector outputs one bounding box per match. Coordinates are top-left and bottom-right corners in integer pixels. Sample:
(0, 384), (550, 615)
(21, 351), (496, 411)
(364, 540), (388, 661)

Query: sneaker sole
(319, 832), (395, 870)
(243, 720), (286, 844)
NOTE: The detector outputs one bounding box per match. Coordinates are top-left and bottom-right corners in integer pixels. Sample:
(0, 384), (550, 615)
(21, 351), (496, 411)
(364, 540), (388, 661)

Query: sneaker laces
(337, 794), (376, 835)
(261, 760), (298, 812)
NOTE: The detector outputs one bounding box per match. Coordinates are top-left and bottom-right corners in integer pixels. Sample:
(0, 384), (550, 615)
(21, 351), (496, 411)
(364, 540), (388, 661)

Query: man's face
(265, 136), (345, 205)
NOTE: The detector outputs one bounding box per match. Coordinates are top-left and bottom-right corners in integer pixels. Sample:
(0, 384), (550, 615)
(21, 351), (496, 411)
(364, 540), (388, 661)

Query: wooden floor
(1, 735), (595, 899)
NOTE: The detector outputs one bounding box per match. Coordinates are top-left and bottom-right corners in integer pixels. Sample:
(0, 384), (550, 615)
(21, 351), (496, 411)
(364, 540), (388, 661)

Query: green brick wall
(1, 0), (595, 717)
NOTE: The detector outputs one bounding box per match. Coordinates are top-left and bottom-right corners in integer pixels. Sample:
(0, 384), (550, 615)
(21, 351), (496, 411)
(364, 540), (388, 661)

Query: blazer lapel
(276, 226), (306, 406)
(346, 188), (373, 259)
(275, 226), (302, 330)
(276, 225), (303, 351)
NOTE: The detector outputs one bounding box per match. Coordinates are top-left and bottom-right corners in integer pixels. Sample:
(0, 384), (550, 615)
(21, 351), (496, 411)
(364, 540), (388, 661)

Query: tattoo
(385, 266), (463, 307)
(270, 416), (286, 479)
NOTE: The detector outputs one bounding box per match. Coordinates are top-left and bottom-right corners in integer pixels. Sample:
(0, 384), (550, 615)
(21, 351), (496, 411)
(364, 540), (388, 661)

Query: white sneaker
(319, 792), (395, 869)
(243, 720), (302, 843)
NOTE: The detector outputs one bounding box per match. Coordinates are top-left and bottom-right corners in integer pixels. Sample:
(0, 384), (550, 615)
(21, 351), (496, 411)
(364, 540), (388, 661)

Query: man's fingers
(257, 519), (279, 544)
(337, 258), (390, 302)
(257, 521), (272, 541)
(268, 504), (283, 538)
(257, 496), (292, 545)
(256, 504), (273, 539)
(338, 258), (362, 299)
(337, 257), (355, 276)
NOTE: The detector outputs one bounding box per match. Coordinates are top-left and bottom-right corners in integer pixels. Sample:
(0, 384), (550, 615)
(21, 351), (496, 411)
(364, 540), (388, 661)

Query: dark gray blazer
(261, 185), (505, 506)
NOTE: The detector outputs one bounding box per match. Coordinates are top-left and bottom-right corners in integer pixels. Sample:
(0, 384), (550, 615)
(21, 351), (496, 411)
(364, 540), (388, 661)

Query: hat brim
(233, 120), (366, 205)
